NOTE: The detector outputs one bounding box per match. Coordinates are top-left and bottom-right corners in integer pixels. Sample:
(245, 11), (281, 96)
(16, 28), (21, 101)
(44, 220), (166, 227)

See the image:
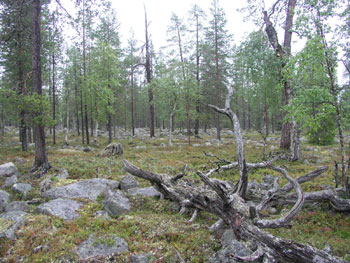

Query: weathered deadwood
(122, 86), (349, 262)
(208, 86), (249, 198)
(255, 166), (304, 229)
(122, 160), (349, 263)
(280, 166), (328, 193)
(275, 189), (350, 211)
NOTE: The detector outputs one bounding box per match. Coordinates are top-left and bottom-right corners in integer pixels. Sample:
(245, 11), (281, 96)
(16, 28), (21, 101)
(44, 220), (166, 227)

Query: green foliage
(285, 37), (337, 145)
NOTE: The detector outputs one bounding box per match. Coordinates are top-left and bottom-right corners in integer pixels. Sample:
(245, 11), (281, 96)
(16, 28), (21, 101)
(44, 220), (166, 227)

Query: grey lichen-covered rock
(39, 168), (69, 193)
(5, 201), (30, 212)
(0, 211), (27, 239)
(101, 143), (123, 156)
(0, 162), (18, 177)
(36, 198), (83, 221)
(261, 175), (275, 190)
(3, 174), (18, 187)
(42, 178), (119, 201)
(77, 233), (128, 260)
(127, 187), (162, 198)
(0, 190), (10, 212)
(102, 189), (131, 217)
(130, 254), (151, 263)
(94, 210), (111, 220)
(12, 183), (32, 198)
(119, 175), (140, 190)
(209, 229), (255, 263)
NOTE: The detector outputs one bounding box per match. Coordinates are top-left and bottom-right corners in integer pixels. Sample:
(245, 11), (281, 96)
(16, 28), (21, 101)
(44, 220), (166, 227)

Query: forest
(0, 0), (350, 262)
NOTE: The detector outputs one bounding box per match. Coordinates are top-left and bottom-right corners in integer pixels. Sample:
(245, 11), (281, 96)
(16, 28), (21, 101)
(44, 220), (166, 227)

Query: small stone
(267, 207), (277, 215)
(102, 190), (131, 217)
(94, 210), (111, 220)
(127, 187), (162, 198)
(160, 143), (167, 148)
(0, 162), (18, 177)
(3, 175), (18, 187)
(130, 254), (151, 263)
(0, 190), (10, 212)
(36, 198), (83, 221)
(0, 211), (28, 240)
(193, 144), (201, 147)
(5, 201), (30, 212)
(77, 233), (128, 260)
(42, 178), (119, 201)
(120, 175), (140, 191)
(136, 146), (146, 150)
(12, 183), (32, 199)
(205, 142), (212, 146)
(83, 146), (94, 152)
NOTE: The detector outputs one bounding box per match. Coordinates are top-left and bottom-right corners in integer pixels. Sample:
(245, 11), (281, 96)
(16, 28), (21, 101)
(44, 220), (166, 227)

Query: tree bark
(30, 0), (50, 174)
(144, 7), (155, 138)
(52, 52), (56, 145)
(263, 0), (299, 157)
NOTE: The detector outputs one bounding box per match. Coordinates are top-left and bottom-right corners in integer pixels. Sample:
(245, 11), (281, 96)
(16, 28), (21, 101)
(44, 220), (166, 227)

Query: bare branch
(230, 246), (264, 262)
(197, 171), (231, 204)
(280, 166), (328, 193)
(122, 160), (163, 185)
(256, 176), (280, 213)
(256, 165), (304, 228)
(188, 208), (199, 223)
(208, 86), (249, 198)
(170, 164), (188, 183)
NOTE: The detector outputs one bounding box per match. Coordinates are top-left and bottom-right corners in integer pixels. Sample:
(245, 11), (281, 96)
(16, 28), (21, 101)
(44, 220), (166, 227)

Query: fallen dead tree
(123, 87), (350, 263)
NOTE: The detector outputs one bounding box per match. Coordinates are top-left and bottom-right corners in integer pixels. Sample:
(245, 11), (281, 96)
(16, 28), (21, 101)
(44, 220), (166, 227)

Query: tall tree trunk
(263, 0), (299, 157)
(94, 117), (98, 145)
(131, 73), (135, 137)
(144, 7), (155, 138)
(214, 7), (221, 140)
(80, 79), (85, 144)
(65, 89), (69, 146)
(194, 12), (200, 138)
(74, 67), (80, 136)
(85, 104), (89, 145)
(248, 104), (251, 130)
(107, 100), (112, 143)
(264, 103), (269, 136)
(27, 126), (32, 143)
(30, 0), (50, 174)
(17, 0), (27, 152)
(52, 52), (56, 145)
(169, 103), (176, 147)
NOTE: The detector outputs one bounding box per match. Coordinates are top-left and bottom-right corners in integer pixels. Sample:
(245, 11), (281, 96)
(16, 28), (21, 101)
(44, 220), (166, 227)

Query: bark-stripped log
(122, 86), (349, 262)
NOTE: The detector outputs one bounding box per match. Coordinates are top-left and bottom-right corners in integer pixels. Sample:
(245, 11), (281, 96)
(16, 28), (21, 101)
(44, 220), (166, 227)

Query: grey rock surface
(0, 162), (18, 177)
(42, 178), (119, 201)
(77, 233), (128, 259)
(94, 210), (111, 220)
(12, 183), (32, 198)
(36, 198), (83, 220)
(127, 187), (162, 198)
(0, 211), (28, 239)
(0, 190), (10, 211)
(119, 175), (139, 190)
(5, 201), (30, 212)
(130, 254), (151, 263)
(209, 229), (255, 263)
(102, 190), (131, 217)
(3, 175), (18, 187)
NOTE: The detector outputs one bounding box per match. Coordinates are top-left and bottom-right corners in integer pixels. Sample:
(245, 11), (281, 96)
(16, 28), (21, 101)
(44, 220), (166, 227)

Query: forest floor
(0, 128), (350, 262)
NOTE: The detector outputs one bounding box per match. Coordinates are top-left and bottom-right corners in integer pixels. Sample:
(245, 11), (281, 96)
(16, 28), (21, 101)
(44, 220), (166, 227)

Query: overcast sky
(58, 0), (346, 83)
(110, 0), (257, 49)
